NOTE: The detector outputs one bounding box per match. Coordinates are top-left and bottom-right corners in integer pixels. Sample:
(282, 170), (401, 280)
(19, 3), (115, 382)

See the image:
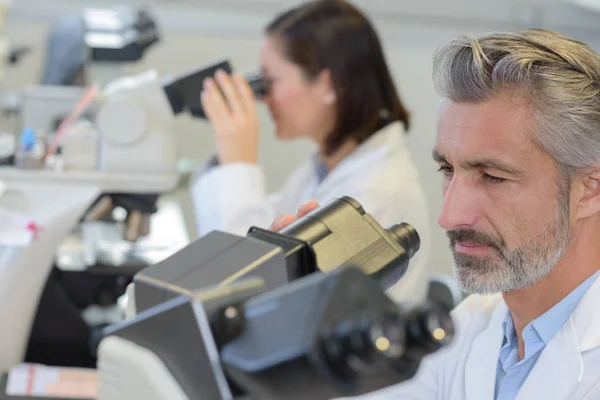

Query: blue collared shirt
(495, 270), (600, 399)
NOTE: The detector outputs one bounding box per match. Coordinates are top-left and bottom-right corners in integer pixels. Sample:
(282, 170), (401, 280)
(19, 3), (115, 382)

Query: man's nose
(438, 176), (480, 231)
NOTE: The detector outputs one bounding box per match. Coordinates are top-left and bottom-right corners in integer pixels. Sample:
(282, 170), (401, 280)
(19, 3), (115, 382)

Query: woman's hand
(201, 70), (260, 165)
(269, 201), (320, 231)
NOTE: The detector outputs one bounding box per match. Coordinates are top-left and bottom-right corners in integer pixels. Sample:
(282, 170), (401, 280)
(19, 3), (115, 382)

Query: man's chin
(454, 274), (504, 295)
(452, 260), (507, 295)
(453, 263), (553, 295)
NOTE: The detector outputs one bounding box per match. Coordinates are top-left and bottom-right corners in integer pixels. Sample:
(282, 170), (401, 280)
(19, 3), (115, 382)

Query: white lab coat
(190, 121), (431, 303)
(350, 272), (600, 400)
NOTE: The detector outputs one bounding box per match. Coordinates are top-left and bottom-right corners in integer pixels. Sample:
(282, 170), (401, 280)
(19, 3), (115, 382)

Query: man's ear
(574, 168), (600, 220)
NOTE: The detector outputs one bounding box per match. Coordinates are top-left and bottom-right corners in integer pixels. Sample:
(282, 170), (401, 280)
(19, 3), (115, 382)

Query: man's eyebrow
(432, 150), (446, 163)
(432, 150), (523, 176)
(465, 158), (523, 176)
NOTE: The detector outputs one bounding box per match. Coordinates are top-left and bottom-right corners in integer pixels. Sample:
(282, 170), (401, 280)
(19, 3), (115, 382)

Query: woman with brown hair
(191, 0), (430, 302)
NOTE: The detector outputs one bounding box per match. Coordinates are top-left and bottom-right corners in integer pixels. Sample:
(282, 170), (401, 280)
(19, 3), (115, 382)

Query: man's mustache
(447, 229), (504, 251)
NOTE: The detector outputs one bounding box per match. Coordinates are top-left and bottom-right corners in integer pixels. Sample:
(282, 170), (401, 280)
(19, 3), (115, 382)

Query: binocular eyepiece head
(163, 66), (269, 119)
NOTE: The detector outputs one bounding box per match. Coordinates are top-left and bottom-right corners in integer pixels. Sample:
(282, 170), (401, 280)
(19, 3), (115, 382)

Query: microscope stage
(0, 166), (179, 193)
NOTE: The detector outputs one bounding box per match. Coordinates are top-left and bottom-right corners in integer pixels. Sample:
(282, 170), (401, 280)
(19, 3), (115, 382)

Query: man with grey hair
(272, 28), (600, 399)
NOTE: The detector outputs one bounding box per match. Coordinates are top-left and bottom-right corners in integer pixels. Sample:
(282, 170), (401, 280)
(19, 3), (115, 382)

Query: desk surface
(0, 375), (92, 400)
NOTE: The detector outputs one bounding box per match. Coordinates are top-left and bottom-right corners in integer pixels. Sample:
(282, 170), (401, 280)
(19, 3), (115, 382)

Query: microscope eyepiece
(387, 222), (420, 260)
(246, 73), (269, 99)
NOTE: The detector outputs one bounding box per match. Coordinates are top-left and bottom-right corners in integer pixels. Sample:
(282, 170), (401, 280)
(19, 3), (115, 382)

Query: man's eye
(483, 173), (505, 183)
(437, 166), (453, 176)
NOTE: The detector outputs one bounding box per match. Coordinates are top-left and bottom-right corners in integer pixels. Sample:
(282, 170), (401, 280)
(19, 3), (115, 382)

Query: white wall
(3, 0), (600, 277)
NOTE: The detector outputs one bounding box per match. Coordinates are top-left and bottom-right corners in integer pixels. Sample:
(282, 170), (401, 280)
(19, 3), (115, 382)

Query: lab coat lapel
(516, 273), (600, 400)
(572, 273), (600, 353)
(464, 301), (507, 400)
(515, 321), (581, 400)
(313, 122), (403, 194)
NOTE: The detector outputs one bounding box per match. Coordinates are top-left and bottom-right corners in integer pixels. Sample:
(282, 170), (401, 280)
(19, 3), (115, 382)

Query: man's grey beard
(448, 180), (572, 295)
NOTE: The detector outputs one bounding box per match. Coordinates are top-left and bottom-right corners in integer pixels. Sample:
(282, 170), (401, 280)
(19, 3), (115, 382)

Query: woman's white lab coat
(190, 121), (430, 303)
(349, 272), (600, 400)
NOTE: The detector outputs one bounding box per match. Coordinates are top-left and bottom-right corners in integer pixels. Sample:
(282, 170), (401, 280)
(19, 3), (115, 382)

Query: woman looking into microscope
(191, 0), (430, 303)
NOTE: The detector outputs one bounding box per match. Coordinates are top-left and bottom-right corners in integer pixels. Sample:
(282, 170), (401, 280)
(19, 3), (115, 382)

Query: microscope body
(100, 267), (453, 400)
(98, 196), (455, 399)
(95, 69), (178, 177)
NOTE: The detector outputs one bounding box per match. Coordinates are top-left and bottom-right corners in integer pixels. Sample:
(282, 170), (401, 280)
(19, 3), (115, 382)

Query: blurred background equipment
(0, 59), (224, 370)
(1, 6), (160, 137)
(0, 0), (13, 82)
(0, 46), (270, 368)
(83, 7), (159, 84)
(0, 182), (101, 374)
(41, 6), (160, 87)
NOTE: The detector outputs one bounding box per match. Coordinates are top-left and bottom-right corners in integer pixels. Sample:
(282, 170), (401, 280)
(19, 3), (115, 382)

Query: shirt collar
(501, 310), (517, 349)
(502, 270), (600, 346)
(312, 154), (329, 184)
